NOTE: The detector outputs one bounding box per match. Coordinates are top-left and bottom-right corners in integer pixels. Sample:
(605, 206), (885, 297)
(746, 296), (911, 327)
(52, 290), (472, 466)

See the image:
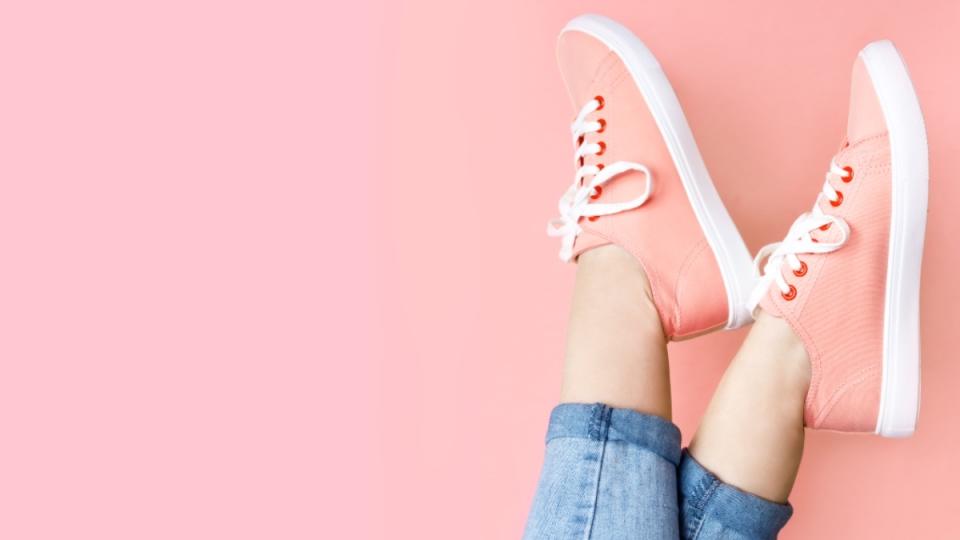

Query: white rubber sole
(859, 41), (929, 438)
(562, 15), (755, 329)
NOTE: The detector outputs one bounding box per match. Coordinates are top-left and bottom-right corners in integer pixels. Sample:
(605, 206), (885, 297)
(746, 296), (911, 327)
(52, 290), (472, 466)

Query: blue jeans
(524, 404), (793, 539)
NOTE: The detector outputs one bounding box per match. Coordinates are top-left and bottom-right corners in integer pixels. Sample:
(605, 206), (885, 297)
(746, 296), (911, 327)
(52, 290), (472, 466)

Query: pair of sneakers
(547, 15), (928, 437)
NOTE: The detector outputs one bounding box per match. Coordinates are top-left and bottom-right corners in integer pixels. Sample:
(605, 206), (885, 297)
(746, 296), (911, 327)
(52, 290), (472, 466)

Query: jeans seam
(582, 437), (607, 540)
(582, 406), (611, 540)
(690, 477), (720, 539)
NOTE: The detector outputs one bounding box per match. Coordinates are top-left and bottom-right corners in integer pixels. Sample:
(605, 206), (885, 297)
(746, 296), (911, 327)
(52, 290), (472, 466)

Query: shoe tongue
(846, 57), (887, 143)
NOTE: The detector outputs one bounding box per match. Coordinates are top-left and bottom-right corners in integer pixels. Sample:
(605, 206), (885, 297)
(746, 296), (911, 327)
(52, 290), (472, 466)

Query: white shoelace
(746, 161), (854, 311)
(547, 97), (653, 261)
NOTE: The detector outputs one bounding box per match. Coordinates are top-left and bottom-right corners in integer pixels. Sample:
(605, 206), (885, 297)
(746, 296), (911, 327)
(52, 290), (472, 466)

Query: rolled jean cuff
(679, 450), (793, 538)
(545, 403), (682, 466)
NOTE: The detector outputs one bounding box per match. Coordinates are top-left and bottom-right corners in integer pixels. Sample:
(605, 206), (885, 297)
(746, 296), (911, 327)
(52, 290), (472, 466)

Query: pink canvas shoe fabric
(757, 58), (890, 432)
(554, 30), (727, 340)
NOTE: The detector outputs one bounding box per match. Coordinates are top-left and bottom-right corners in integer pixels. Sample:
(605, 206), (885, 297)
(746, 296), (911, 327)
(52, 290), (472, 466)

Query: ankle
(574, 245), (664, 340)
(742, 310), (812, 394)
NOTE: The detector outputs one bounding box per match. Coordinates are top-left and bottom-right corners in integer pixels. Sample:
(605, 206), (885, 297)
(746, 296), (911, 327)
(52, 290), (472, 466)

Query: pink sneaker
(547, 14), (754, 338)
(749, 41), (928, 436)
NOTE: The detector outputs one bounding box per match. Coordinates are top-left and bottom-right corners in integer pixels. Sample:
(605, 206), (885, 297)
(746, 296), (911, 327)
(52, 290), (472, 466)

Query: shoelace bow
(746, 161), (854, 311)
(547, 97), (653, 261)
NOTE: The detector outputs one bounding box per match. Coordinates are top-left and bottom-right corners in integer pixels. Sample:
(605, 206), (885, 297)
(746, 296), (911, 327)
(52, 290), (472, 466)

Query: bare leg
(524, 244), (681, 540)
(688, 310), (811, 502)
(560, 245), (671, 419)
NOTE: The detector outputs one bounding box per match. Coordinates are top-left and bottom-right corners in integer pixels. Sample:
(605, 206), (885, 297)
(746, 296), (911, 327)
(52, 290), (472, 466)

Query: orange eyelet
(594, 96), (605, 110)
(782, 284), (797, 301)
(819, 223), (832, 231)
(597, 118), (606, 133)
(590, 185), (603, 200)
(793, 261), (808, 277)
(830, 191), (843, 207)
(588, 215), (599, 222)
(596, 141), (606, 155)
(842, 166), (854, 183)
(578, 156), (585, 167)
(596, 163), (604, 171)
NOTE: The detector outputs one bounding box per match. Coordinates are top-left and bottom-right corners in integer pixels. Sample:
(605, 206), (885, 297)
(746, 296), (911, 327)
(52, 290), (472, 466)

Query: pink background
(1, 0), (958, 538)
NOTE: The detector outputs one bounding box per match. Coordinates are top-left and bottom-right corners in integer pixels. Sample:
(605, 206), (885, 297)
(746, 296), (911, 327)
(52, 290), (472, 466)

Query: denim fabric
(523, 403), (681, 540)
(678, 451), (793, 540)
(523, 404), (793, 540)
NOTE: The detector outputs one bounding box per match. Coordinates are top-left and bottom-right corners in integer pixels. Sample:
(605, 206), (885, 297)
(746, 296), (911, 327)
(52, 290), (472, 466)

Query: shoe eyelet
(842, 166), (854, 183)
(596, 141), (606, 156)
(578, 156), (585, 168)
(819, 223), (832, 231)
(587, 215), (599, 222)
(597, 118), (606, 133)
(793, 261), (808, 277)
(830, 191), (843, 207)
(782, 284), (797, 301)
(594, 96), (605, 110)
(590, 185), (603, 200)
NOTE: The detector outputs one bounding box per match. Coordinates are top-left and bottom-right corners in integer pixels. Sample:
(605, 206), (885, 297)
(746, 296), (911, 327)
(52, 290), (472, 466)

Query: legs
(688, 312), (811, 503)
(561, 245), (671, 419)
(564, 248), (812, 507)
(524, 246), (681, 540)
(674, 312), (805, 539)
(526, 249), (802, 540)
